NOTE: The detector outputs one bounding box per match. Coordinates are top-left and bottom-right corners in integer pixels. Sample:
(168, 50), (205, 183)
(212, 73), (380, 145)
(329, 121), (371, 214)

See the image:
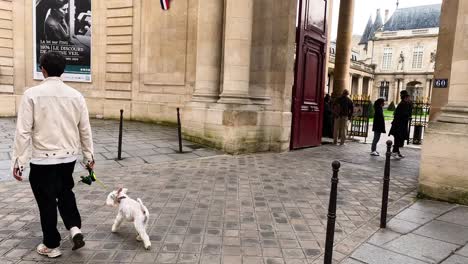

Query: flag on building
(160, 0), (170, 10)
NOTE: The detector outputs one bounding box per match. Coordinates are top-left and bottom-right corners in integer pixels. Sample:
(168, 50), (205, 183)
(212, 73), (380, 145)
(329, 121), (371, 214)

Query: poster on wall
(33, 0), (92, 82)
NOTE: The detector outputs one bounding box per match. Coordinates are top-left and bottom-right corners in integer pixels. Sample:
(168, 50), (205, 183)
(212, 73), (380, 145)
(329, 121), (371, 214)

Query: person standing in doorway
(333, 89), (354, 145)
(389, 91), (412, 159)
(322, 94), (334, 138)
(370, 98), (386, 156)
(12, 51), (94, 258)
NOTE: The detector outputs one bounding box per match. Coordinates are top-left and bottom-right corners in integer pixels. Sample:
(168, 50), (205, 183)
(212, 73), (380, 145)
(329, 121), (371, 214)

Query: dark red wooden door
(291, 0), (328, 149)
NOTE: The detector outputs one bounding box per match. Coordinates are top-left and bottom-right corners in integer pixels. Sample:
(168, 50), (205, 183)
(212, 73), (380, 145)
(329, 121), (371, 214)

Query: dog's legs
(136, 215), (149, 242)
(134, 220), (151, 250)
(111, 212), (124, 233)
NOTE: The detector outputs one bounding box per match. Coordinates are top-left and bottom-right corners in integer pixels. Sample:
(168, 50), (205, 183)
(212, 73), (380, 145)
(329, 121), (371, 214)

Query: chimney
(385, 9), (389, 23)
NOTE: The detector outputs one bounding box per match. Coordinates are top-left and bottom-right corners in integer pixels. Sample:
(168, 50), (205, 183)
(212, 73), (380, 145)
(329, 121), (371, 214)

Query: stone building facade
(327, 41), (374, 97)
(359, 5), (440, 104)
(0, 0), (305, 153)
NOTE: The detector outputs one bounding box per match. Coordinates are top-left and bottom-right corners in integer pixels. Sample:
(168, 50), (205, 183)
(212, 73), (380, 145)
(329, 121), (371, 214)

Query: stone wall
(0, 0), (305, 154)
(419, 0), (468, 205)
(0, 0), (14, 116)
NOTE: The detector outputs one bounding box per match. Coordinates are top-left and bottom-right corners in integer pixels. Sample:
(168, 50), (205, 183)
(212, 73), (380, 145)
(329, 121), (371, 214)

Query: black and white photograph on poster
(33, 0), (92, 82)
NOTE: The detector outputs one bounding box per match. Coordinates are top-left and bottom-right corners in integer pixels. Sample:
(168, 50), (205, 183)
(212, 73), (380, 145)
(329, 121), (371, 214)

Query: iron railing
(408, 97), (431, 145)
(348, 95), (372, 142)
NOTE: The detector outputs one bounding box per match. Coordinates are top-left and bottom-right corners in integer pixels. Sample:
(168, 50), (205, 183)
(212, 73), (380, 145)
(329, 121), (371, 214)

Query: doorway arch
(406, 81), (423, 100)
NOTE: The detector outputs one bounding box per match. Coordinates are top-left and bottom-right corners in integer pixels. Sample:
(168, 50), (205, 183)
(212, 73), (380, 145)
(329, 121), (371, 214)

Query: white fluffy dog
(106, 188), (151, 249)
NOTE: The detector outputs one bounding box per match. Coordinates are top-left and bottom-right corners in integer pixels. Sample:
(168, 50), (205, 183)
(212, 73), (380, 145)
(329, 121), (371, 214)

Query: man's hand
(13, 167), (23, 182)
(86, 160), (95, 171)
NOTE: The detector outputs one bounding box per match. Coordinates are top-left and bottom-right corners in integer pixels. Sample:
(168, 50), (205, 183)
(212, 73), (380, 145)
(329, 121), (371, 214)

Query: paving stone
(201, 254), (221, 264)
(438, 207), (468, 227)
(351, 243), (427, 264)
(395, 208), (438, 225)
(141, 154), (174, 164)
(386, 218), (422, 234)
(223, 255), (241, 264)
(157, 252), (178, 263)
(264, 258), (286, 264)
(340, 258), (365, 264)
(441, 254), (468, 264)
(243, 256), (263, 264)
(367, 229), (401, 246)
(383, 233), (459, 263)
(414, 220), (468, 245)
(408, 200), (457, 215)
(456, 244), (468, 257)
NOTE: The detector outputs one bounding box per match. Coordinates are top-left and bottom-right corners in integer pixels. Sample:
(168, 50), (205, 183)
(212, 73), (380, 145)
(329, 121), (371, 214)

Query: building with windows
(327, 41), (374, 97)
(359, 5), (441, 104)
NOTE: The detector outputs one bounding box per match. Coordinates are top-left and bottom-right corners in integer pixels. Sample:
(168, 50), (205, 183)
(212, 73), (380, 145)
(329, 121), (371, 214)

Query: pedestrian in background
(389, 91), (412, 159)
(322, 94), (333, 138)
(333, 89), (354, 145)
(370, 98), (386, 156)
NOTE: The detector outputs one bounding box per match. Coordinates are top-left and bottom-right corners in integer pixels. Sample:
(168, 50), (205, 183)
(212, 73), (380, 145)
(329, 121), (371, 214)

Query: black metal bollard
(117, 109), (124, 160)
(324, 161), (341, 264)
(380, 140), (393, 228)
(177, 108), (183, 153)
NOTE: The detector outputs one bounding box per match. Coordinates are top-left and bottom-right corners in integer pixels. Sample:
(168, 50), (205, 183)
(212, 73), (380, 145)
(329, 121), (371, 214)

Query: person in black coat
(322, 94), (333, 138)
(371, 98), (386, 156)
(389, 92), (412, 158)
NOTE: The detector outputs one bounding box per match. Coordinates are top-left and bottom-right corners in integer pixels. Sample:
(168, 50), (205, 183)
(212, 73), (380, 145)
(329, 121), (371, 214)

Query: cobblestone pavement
(0, 121), (421, 264)
(344, 200), (468, 264)
(0, 118), (222, 181)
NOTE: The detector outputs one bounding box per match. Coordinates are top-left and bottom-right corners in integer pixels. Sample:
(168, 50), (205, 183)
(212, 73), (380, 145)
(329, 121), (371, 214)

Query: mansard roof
(359, 16), (374, 45)
(383, 4), (441, 31)
(373, 9), (383, 32)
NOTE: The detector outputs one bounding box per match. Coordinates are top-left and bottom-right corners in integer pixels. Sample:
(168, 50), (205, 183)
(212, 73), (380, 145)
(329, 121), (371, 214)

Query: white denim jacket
(11, 77), (94, 171)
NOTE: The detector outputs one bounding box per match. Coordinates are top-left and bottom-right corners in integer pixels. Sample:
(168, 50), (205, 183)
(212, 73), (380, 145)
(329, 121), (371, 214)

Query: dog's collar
(115, 195), (127, 204)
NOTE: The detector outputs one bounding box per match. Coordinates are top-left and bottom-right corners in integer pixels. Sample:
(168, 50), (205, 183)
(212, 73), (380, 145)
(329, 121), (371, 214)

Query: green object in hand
(80, 170), (97, 185)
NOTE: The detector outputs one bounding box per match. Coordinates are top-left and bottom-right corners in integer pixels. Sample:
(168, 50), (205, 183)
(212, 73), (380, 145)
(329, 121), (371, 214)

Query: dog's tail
(137, 198), (149, 224)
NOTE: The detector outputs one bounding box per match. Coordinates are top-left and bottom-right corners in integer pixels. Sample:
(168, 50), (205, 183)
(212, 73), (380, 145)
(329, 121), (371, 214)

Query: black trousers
(392, 136), (405, 153)
(371, 132), (382, 152)
(29, 161), (81, 249)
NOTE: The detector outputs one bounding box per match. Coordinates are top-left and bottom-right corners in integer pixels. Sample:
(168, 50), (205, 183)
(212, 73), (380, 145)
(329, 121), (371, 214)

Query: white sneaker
(370, 151), (380, 156)
(70, 227), (85, 251)
(36, 244), (62, 258)
(391, 153), (402, 159)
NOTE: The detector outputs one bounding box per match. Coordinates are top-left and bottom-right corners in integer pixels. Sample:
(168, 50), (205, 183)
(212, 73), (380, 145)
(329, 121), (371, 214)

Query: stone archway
(406, 81), (423, 100)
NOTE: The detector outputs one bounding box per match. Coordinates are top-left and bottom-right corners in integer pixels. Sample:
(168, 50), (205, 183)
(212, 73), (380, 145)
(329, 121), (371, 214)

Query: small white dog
(106, 188), (151, 249)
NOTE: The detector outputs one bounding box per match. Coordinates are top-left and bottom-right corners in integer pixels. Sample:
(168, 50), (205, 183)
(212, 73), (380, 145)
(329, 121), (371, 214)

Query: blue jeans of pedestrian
(371, 132), (381, 152)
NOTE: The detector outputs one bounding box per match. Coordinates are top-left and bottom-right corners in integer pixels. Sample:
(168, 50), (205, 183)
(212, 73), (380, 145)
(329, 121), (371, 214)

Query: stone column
(349, 74), (353, 94)
(419, 0), (468, 205)
(424, 78), (432, 100)
(328, 75), (334, 95)
(332, 0), (355, 97)
(368, 78), (374, 98)
(217, 0), (253, 104)
(394, 79), (401, 103)
(357, 76), (363, 95)
(192, 0), (224, 102)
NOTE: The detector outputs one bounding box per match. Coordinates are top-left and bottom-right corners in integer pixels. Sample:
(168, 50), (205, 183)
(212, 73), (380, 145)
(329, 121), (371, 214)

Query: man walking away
(12, 51), (94, 258)
(333, 89), (354, 145)
(389, 91), (412, 159)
